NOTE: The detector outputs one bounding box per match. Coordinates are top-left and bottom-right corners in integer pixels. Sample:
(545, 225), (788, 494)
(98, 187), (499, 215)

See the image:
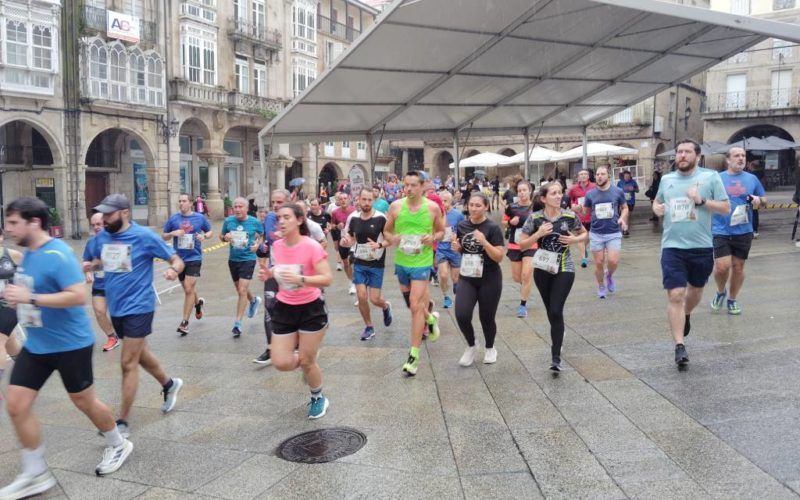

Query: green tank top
(394, 198), (434, 268)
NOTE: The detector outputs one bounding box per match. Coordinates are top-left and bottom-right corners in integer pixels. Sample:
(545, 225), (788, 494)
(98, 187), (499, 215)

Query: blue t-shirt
(82, 236), (104, 290)
(86, 223), (175, 316)
(712, 171), (765, 236)
(221, 216), (263, 262)
(656, 167), (728, 249)
(163, 212), (212, 262)
(584, 186), (627, 235)
(617, 179), (639, 206)
(18, 239), (94, 354)
(438, 208), (465, 252)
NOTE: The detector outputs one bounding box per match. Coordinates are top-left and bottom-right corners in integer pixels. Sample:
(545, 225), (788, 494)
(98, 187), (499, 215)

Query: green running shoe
(426, 312), (440, 343)
(727, 299), (742, 315)
(710, 290), (727, 311)
(402, 352), (420, 376)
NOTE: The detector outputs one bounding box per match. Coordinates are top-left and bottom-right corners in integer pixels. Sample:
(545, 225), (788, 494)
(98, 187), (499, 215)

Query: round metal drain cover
(277, 427), (367, 464)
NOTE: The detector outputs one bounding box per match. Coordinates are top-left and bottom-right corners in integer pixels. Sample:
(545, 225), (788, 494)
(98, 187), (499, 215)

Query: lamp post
(159, 116), (179, 144)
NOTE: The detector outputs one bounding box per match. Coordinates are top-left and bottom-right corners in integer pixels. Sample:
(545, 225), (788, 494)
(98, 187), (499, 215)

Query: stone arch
(286, 160), (303, 191)
(82, 126), (156, 167)
(319, 162), (342, 195)
(729, 124), (796, 187)
(0, 116), (65, 166)
(433, 150), (453, 180)
(179, 117), (211, 140)
(464, 149), (480, 158)
(498, 147), (517, 156)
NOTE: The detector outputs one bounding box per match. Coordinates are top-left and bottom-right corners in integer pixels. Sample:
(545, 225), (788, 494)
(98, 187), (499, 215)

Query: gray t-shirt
(521, 209), (583, 273)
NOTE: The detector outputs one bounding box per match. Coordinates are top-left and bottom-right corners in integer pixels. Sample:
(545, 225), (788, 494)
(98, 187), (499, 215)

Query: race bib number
(533, 249), (560, 274)
(18, 304), (42, 328)
(101, 244), (133, 273)
(273, 264), (303, 291)
(399, 235), (422, 255)
(460, 254), (484, 278)
(669, 197), (696, 223)
(443, 227), (454, 242)
(595, 202), (614, 220)
(94, 270), (105, 279)
(231, 231), (248, 249)
(577, 197), (585, 207)
(178, 234), (195, 250)
(514, 228), (525, 243)
(354, 243), (381, 261)
(730, 204), (749, 226)
(625, 192), (634, 202)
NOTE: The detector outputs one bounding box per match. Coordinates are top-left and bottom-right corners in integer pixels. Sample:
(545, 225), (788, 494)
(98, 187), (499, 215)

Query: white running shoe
(483, 348), (498, 364)
(0, 470), (56, 499)
(348, 283), (356, 295)
(336, 263), (343, 271)
(459, 346), (476, 367)
(161, 378), (183, 413)
(95, 439), (133, 476)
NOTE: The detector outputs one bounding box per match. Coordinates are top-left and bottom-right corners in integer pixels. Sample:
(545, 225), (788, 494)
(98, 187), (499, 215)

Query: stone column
(268, 156), (292, 197)
(402, 149), (409, 175)
(197, 148), (228, 220)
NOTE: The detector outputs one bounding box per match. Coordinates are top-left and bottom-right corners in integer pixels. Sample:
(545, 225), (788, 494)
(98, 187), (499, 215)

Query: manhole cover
(277, 427), (367, 464)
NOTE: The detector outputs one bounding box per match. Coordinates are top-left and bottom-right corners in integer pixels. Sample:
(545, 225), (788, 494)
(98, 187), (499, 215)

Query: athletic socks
(162, 379), (174, 392)
(310, 386), (323, 399)
(402, 291), (411, 308)
(520, 300), (527, 307)
(410, 346), (420, 359)
(102, 427), (124, 448)
(21, 445), (47, 476)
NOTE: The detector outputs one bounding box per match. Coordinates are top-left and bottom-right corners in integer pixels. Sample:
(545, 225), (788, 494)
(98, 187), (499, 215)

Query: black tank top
(0, 247), (16, 281)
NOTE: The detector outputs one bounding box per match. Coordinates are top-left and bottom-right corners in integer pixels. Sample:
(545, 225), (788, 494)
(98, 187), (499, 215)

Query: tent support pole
(523, 127), (530, 181)
(258, 134), (269, 207)
(367, 132), (375, 181)
(453, 132), (460, 193)
(582, 127), (589, 172)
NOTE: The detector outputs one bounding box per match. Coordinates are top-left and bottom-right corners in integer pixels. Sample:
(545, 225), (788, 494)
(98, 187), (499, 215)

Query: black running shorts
(271, 298), (328, 335)
(10, 345), (94, 394)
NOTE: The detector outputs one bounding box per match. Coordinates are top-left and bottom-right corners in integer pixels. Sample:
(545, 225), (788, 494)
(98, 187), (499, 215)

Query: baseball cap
(94, 194), (131, 214)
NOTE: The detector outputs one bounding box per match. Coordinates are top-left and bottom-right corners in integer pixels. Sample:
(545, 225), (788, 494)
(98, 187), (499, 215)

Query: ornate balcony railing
(703, 88), (800, 113)
(81, 4), (158, 45)
(317, 14), (359, 42)
(170, 80), (285, 117)
(228, 18), (282, 51)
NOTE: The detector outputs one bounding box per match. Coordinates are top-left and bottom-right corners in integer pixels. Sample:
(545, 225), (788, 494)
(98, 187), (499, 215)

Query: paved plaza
(1, 205), (799, 499)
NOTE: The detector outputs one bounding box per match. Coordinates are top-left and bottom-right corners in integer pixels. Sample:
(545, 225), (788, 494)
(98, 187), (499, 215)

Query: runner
(582, 165), (629, 298)
(83, 213), (120, 351)
(0, 228), (23, 404)
(372, 187), (390, 214)
(435, 191), (465, 309)
(220, 197), (264, 338)
(340, 188), (392, 341)
(331, 192), (356, 293)
(384, 171), (445, 376)
(617, 171), (639, 237)
(84, 193), (186, 436)
(452, 193), (505, 366)
(307, 198), (332, 242)
(162, 193), (213, 336)
(257, 203), (333, 419)
(519, 182), (588, 372)
(652, 139), (729, 367)
(710, 146), (766, 315)
(491, 176), (501, 210)
(0, 197), (132, 500)
(504, 179), (535, 318)
(567, 169), (596, 267)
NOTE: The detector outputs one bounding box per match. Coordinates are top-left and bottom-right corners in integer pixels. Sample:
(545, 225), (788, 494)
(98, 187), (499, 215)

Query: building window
(235, 57), (249, 94)
(147, 55), (164, 106)
(5, 20), (28, 66)
(773, 0), (795, 10)
(130, 49), (146, 103)
(85, 37), (165, 106)
(90, 40), (109, 98)
(728, 51), (749, 64)
(771, 69), (792, 108)
(725, 73), (747, 110)
(1, 11), (58, 93)
(253, 0), (266, 34)
(292, 57), (316, 97)
(109, 43), (128, 102)
(32, 25), (52, 71)
(181, 26), (216, 85)
(254, 62), (267, 96)
(730, 0), (750, 14)
(772, 39), (793, 61)
(233, 0), (247, 23)
(180, 0), (217, 24)
(292, 0), (317, 55)
(203, 40), (215, 85)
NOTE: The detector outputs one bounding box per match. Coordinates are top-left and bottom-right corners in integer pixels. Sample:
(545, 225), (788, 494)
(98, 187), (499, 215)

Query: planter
(225, 207), (234, 216)
(49, 226), (64, 238)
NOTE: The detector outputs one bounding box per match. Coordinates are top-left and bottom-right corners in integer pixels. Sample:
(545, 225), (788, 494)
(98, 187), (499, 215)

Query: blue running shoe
(517, 304), (527, 318)
(308, 395), (329, 419)
(727, 299), (742, 315)
(710, 290), (727, 311)
(232, 323), (242, 338)
(443, 295), (453, 309)
(247, 296), (262, 318)
(382, 302), (393, 327)
(361, 326), (375, 341)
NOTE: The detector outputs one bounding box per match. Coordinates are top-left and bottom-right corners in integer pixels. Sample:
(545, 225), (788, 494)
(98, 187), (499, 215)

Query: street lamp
(683, 105), (692, 130)
(159, 116), (179, 144)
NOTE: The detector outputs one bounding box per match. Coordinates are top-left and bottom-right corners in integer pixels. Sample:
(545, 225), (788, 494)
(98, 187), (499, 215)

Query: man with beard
(83, 212), (120, 351)
(331, 192), (356, 292)
(710, 147), (766, 316)
(653, 140), (729, 368)
(307, 198), (332, 241)
(83, 194), (185, 437)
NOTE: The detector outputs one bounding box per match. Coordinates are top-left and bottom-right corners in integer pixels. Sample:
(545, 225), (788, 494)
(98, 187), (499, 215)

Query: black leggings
(533, 270), (575, 360)
(455, 269), (502, 348)
(263, 278), (279, 346)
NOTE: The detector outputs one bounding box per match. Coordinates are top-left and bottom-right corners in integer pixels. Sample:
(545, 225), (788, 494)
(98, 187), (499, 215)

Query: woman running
(0, 228), (23, 402)
(257, 203), (333, 419)
(519, 182), (588, 372)
(453, 193), (505, 366)
(504, 179), (535, 318)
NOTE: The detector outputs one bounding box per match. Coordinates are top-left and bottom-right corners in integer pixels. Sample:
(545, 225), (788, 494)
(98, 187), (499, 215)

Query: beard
(597, 179), (608, 188)
(17, 235), (30, 248)
(677, 161), (695, 172)
(104, 218), (124, 233)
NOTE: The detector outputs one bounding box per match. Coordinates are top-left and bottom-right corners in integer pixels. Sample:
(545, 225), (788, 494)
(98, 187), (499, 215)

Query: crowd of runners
(0, 138), (771, 499)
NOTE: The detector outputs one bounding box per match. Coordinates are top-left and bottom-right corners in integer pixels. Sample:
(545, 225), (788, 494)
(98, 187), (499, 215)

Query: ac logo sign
(107, 10), (140, 43)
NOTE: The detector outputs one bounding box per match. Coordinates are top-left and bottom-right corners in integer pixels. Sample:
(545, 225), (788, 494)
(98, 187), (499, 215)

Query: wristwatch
(30, 294), (38, 306)
(697, 198), (706, 206)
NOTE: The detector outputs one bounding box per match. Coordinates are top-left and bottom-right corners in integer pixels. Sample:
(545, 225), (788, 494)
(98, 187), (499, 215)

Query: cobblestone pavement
(0, 206), (799, 499)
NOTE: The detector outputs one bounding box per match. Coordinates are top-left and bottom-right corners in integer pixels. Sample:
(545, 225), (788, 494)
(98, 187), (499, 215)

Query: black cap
(94, 194), (131, 214)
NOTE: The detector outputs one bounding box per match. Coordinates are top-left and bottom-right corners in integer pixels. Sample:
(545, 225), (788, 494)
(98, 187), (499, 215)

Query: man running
(83, 212), (120, 351)
(435, 190), (464, 309)
(567, 169), (596, 268)
(331, 192), (356, 293)
(617, 171), (640, 237)
(307, 198), (332, 242)
(340, 188), (393, 341)
(0, 198), (132, 499)
(384, 171), (445, 376)
(84, 194), (186, 436)
(220, 197), (263, 337)
(583, 165), (628, 298)
(653, 140), (729, 367)
(162, 193), (213, 336)
(710, 146), (766, 315)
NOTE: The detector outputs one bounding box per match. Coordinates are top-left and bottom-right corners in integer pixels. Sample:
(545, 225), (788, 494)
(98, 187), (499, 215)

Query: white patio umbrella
(449, 152), (509, 169)
(552, 143), (638, 161)
(498, 146), (559, 166)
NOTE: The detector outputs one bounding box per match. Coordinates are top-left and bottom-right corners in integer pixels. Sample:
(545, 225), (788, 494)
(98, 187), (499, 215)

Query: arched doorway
(729, 124), (796, 187)
(178, 118), (211, 197)
(434, 151), (453, 181)
(498, 148), (516, 156)
(286, 160), (303, 192)
(319, 162), (340, 200)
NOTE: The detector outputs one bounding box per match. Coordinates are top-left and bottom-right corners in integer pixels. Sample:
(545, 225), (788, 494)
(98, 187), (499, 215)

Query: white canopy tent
(553, 143), (638, 161)
(258, 0), (800, 192)
(498, 146), (559, 166)
(449, 152), (509, 169)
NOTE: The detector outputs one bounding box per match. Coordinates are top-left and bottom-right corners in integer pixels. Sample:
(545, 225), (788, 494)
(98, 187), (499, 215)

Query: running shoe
(195, 298), (205, 320)
(517, 304), (527, 318)
(402, 352), (420, 376)
(623, 230), (630, 237)
(348, 283), (356, 295)
(443, 295), (453, 309)
(382, 302), (393, 327)
(161, 378), (183, 413)
(360, 326), (375, 341)
(308, 395), (329, 419)
(115, 419), (130, 439)
(176, 320), (189, 337)
(710, 289), (727, 311)
(483, 347), (498, 364)
(727, 299), (742, 316)
(580, 257), (588, 268)
(252, 349), (272, 365)
(247, 296), (262, 319)
(102, 335), (120, 352)
(550, 357), (562, 372)
(426, 312), (440, 343)
(605, 272), (616, 293)
(597, 284), (607, 299)
(95, 439), (133, 476)
(0, 470), (57, 499)
(459, 346), (476, 367)
(232, 323), (242, 338)
(336, 262), (343, 271)
(675, 344), (689, 367)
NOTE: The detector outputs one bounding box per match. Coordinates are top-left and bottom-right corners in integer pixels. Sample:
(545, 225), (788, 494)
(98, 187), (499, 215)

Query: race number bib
(231, 231), (248, 249)
(354, 243), (381, 261)
(532, 249), (560, 274)
(669, 197), (696, 223)
(13, 273), (41, 327)
(514, 228), (525, 243)
(625, 192), (634, 202)
(577, 197), (585, 207)
(730, 204), (749, 226)
(273, 264), (303, 291)
(94, 270), (105, 279)
(460, 254), (484, 278)
(595, 202), (614, 220)
(399, 235), (422, 255)
(443, 227), (454, 242)
(178, 234), (195, 250)
(101, 244), (133, 273)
